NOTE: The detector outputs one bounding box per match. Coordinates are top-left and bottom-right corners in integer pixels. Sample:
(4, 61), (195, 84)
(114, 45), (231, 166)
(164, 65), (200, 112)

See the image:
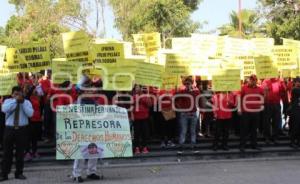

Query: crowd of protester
(1, 70), (300, 182)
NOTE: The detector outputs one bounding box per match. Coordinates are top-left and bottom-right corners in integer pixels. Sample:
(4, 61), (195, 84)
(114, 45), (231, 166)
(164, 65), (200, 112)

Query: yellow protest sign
(172, 37), (192, 54)
(51, 58), (83, 84)
(272, 45), (298, 70)
(191, 34), (219, 57)
(0, 45), (7, 68)
(17, 43), (51, 72)
(132, 34), (146, 55)
(212, 69), (241, 92)
(234, 56), (256, 78)
(62, 31), (90, 62)
(251, 38), (274, 56)
(4, 48), (20, 72)
(165, 53), (191, 76)
(223, 38), (253, 57)
(198, 59), (222, 80)
(254, 56), (278, 79)
(132, 32), (161, 56)
(135, 62), (164, 87)
(161, 73), (180, 90)
(0, 72), (17, 96)
(101, 66), (134, 91)
(90, 42), (126, 67)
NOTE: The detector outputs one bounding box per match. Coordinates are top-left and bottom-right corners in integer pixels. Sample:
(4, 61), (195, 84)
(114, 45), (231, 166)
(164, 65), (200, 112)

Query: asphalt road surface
(2, 158), (300, 184)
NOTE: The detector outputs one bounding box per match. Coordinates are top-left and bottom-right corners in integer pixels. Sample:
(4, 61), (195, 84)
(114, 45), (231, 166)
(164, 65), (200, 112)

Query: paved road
(2, 158), (300, 184)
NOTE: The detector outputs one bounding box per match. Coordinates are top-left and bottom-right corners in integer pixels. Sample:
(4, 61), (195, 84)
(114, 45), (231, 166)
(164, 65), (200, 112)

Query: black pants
(290, 110), (300, 144)
(240, 112), (260, 148)
(0, 112), (5, 149)
(44, 104), (56, 140)
(1, 126), (28, 176)
(133, 119), (149, 148)
(156, 112), (177, 142)
(264, 104), (281, 141)
(26, 122), (42, 154)
(201, 112), (214, 135)
(213, 119), (230, 147)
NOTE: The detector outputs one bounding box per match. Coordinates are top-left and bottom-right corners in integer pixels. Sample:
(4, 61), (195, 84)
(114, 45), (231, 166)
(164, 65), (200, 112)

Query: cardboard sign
(17, 43), (51, 72)
(251, 38), (274, 56)
(56, 105), (133, 160)
(212, 69), (241, 92)
(254, 56), (278, 79)
(62, 31), (90, 62)
(4, 48), (20, 72)
(51, 58), (83, 84)
(135, 62), (164, 87)
(165, 53), (190, 75)
(0, 45), (7, 68)
(272, 45), (298, 70)
(0, 72), (17, 96)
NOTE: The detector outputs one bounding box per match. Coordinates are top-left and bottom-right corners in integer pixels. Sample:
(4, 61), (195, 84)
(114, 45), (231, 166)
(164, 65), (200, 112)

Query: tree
(108, 0), (202, 43)
(2, 0), (89, 57)
(218, 9), (264, 38)
(258, 0), (300, 43)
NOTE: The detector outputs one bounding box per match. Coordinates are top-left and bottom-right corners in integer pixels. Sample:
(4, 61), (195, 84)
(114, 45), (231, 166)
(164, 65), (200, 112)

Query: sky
(0, 0), (257, 38)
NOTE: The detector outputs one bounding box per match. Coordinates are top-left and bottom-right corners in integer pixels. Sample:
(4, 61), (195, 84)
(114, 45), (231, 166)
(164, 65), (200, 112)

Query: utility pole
(238, 0), (242, 37)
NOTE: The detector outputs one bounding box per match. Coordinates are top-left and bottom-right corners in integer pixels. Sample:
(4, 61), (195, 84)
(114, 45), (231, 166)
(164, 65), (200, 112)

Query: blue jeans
(178, 112), (198, 145)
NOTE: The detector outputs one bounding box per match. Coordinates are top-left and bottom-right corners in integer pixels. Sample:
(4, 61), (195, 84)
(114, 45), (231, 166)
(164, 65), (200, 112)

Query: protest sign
(132, 34), (146, 55)
(223, 38), (253, 57)
(4, 48), (20, 72)
(191, 34), (219, 57)
(135, 62), (164, 87)
(90, 42), (126, 66)
(172, 37), (192, 54)
(251, 38), (274, 56)
(0, 72), (17, 96)
(62, 31), (90, 62)
(212, 69), (241, 91)
(56, 105), (133, 160)
(272, 45), (298, 70)
(254, 56), (278, 79)
(102, 67), (134, 91)
(234, 56), (256, 77)
(51, 58), (83, 84)
(0, 45), (7, 68)
(132, 32), (161, 56)
(165, 53), (191, 75)
(17, 43), (51, 72)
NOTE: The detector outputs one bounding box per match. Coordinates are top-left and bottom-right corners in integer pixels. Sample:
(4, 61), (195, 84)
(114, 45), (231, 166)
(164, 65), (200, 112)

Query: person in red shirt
(262, 77), (286, 144)
(175, 76), (200, 154)
(212, 92), (235, 151)
(25, 88), (42, 160)
(240, 75), (264, 152)
(132, 85), (152, 154)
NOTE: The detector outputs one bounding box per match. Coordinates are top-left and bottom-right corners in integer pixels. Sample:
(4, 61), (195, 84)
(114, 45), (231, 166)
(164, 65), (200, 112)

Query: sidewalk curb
(25, 156), (300, 172)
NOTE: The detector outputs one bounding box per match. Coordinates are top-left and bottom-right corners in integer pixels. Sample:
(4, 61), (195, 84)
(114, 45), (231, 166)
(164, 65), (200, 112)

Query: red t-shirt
(132, 94), (152, 121)
(212, 93), (234, 119)
(30, 95), (42, 122)
(263, 79), (286, 104)
(175, 86), (200, 112)
(241, 85), (264, 112)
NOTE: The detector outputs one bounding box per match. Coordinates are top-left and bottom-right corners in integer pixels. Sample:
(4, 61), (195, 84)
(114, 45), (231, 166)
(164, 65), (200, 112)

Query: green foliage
(218, 9), (265, 38)
(258, 0), (300, 43)
(108, 0), (202, 42)
(2, 0), (87, 57)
